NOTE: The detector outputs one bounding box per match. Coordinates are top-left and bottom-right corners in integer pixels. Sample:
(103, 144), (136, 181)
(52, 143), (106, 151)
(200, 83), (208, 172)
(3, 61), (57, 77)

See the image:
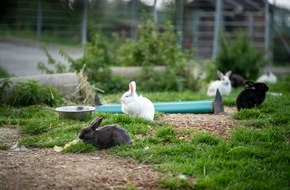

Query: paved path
(0, 38), (83, 77)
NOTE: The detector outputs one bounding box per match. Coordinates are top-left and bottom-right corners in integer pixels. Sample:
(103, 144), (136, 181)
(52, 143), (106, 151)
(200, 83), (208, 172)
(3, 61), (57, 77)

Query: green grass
(0, 77), (290, 189)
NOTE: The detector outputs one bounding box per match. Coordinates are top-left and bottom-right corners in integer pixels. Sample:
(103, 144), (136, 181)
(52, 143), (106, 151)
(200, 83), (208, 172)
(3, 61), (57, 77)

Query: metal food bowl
(55, 106), (95, 120)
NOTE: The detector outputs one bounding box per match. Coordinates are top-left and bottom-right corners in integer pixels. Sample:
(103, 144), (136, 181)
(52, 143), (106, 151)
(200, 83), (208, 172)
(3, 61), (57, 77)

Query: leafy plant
(215, 31), (263, 80)
(0, 78), (12, 103)
(70, 33), (129, 93)
(0, 66), (10, 78)
(115, 20), (196, 91)
(10, 80), (62, 107)
(38, 19), (203, 92)
(37, 46), (68, 74)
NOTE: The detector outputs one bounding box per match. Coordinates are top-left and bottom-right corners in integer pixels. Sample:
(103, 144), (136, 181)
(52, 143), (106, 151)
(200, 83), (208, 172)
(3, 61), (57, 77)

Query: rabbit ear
(225, 71), (232, 77)
(245, 81), (255, 88)
(129, 81), (136, 93)
(266, 70), (272, 76)
(90, 118), (103, 130)
(217, 70), (224, 79)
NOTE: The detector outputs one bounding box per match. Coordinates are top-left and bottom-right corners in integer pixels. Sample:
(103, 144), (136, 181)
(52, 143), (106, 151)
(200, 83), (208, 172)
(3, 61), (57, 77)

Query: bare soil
(158, 107), (238, 139)
(0, 107), (237, 190)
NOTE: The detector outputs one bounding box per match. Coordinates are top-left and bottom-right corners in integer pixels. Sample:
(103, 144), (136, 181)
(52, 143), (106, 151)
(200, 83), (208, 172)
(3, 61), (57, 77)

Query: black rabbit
(78, 118), (132, 149)
(236, 81), (269, 111)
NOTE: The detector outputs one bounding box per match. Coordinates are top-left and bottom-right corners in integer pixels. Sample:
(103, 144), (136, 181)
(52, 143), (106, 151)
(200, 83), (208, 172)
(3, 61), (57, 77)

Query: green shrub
(0, 66), (10, 78)
(117, 20), (195, 91)
(70, 33), (129, 93)
(70, 20), (196, 92)
(115, 20), (192, 67)
(39, 20), (200, 92)
(215, 31), (263, 80)
(10, 80), (62, 107)
(0, 78), (12, 103)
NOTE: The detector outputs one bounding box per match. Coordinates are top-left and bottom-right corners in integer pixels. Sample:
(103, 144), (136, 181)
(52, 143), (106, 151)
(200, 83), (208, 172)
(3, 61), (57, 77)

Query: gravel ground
(158, 107), (238, 139)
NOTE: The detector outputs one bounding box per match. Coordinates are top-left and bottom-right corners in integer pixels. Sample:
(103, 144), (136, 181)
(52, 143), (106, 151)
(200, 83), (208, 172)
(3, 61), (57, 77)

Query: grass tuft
(62, 141), (96, 153)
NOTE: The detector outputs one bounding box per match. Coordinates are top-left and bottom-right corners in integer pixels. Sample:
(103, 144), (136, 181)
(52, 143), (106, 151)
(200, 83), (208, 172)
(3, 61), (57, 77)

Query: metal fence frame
(0, 0), (289, 77)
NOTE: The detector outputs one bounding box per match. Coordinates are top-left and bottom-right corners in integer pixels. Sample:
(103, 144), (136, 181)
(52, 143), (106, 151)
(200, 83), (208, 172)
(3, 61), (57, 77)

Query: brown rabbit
(78, 118), (132, 149)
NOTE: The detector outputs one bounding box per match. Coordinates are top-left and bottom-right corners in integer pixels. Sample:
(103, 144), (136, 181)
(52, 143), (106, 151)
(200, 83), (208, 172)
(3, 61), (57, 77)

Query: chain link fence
(0, 0), (289, 77)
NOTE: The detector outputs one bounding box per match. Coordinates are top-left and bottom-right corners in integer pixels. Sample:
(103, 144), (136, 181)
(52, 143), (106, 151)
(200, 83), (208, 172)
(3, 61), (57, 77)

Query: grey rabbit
(230, 73), (245, 88)
(236, 81), (269, 111)
(78, 117), (132, 149)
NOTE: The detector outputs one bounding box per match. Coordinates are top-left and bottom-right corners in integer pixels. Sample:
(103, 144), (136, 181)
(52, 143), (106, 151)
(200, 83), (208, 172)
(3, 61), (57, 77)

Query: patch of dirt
(0, 125), (20, 147)
(157, 107), (238, 139)
(0, 149), (165, 190)
(0, 107), (238, 189)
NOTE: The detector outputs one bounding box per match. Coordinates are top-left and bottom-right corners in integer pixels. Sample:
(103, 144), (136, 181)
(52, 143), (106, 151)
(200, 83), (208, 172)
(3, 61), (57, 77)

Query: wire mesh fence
(0, 0), (289, 77)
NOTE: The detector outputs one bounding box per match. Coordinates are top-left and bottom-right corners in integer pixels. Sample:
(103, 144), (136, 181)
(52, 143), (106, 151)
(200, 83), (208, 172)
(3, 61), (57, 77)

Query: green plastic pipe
(95, 90), (224, 114)
(95, 100), (212, 114)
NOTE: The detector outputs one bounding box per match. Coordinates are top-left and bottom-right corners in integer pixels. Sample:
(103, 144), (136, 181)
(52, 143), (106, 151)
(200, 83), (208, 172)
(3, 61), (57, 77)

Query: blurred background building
(0, 0), (289, 77)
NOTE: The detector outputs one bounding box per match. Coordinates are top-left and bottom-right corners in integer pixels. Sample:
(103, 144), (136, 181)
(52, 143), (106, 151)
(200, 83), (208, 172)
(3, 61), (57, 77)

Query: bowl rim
(55, 106), (95, 113)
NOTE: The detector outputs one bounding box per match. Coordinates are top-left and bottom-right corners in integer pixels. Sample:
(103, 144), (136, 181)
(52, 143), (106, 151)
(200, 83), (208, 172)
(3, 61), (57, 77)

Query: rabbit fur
(230, 73), (245, 88)
(207, 70), (232, 96)
(121, 81), (155, 121)
(236, 81), (269, 111)
(256, 71), (277, 84)
(78, 118), (132, 149)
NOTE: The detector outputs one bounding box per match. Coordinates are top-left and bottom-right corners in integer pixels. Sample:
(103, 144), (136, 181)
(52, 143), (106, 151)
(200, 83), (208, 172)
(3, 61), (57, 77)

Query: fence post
(212, 0), (223, 61)
(81, 0), (88, 45)
(130, 0), (137, 40)
(192, 12), (200, 59)
(176, 0), (184, 47)
(36, 0), (42, 41)
(248, 13), (254, 40)
(153, 0), (158, 24)
(264, 0), (271, 62)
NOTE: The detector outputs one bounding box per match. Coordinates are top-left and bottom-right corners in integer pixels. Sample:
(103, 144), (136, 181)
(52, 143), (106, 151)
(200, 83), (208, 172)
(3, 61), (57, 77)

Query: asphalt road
(0, 38), (83, 77)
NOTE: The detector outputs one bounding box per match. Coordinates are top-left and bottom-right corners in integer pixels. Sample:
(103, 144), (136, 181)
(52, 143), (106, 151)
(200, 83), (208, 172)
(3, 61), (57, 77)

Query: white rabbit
(207, 70), (232, 96)
(121, 81), (155, 121)
(256, 71), (277, 84)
